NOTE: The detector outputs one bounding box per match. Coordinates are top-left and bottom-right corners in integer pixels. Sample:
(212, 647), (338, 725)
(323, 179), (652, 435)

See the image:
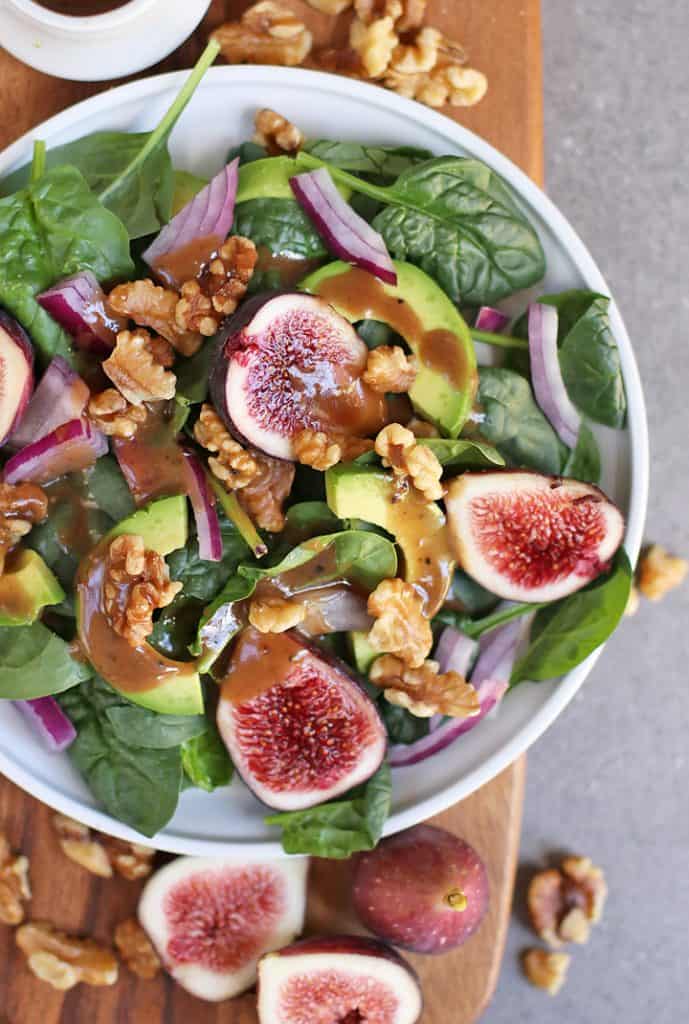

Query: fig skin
(0, 310), (34, 447)
(352, 824), (489, 954)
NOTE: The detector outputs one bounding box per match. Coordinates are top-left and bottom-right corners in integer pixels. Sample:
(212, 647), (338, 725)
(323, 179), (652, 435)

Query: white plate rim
(0, 66), (649, 855)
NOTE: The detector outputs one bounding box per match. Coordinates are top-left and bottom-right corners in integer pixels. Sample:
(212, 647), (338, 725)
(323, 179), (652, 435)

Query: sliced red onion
(528, 302), (580, 449)
(3, 417), (107, 485)
(14, 697), (76, 752)
(8, 356), (90, 450)
(290, 167), (397, 285)
(37, 272), (125, 355)
(389, 619), (521, 768)
(142, 159), (239, 277)
(475, 306), (509, 333)
(435, 626), (478, 677)
(182, 450), (222, 562)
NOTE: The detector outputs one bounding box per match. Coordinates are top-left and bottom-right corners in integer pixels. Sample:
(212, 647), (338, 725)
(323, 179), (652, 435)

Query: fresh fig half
(445, 470), (625, 603)
(138, 854), (308, 1001)
(0, 310), (34, 447)
(210, 291), (385, 459)
(257, 935), (423, 1024)
(217, 627), (387, 811)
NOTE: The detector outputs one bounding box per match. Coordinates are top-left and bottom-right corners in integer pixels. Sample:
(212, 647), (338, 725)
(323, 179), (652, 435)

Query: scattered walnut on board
(0, 832), (31, 926)
(249, 595), (306, 633)
(522, 948), (570, 995)
(51, 815), (154, 881)
(305, 0), (353, 13)
(212, 2), (313, 67)
(114, 919), (160, 980)
(350, 14), (399, 78)
(16, 922), (118, 991)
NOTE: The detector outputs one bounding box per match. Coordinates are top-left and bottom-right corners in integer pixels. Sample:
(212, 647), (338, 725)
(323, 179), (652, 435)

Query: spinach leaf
(418, 437), (505, 469)
(171, 170), (207, 216)
(148, 595), (205, 660)
(265, 763), (391, 858)
(542, 290), (626, 428)
(1, 41), (219, 239)
(380, 703), (430, 745)
(175, 338), (216, 405)
(449, 569), (499, 616)
(0, 166), (133, 366)
(104, 707), (206, 748)
(511, 550), (632, 684)
(297, 153), (546, 304)
(226, 141), (268, 165)
(477, 367), (566, 474)
(564, 423), (601, 484)
(284, 501), (342, 541)
(181, 724), (233, 792)
(436, 599), (539, 640)
(356, 319), (395, 348)
(303, 140), (432, 180)
(167, 518), (250, 603)
(59, 676), (183, 837)
(233, 197), (327, 261)
(84, 456), (136, 521)
(0, 622), (91, 699)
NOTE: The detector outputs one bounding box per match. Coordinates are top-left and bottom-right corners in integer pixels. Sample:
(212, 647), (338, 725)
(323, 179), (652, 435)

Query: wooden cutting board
(0, 1), (541, 1020)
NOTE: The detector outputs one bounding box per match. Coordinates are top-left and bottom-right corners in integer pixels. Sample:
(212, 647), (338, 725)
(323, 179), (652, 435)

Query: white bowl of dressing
(0, 0), (211, 81)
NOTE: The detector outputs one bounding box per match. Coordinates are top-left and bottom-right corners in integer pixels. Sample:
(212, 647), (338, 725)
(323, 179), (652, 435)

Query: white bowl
(0, 0), (211, 81)
(0, 67), (649, 855)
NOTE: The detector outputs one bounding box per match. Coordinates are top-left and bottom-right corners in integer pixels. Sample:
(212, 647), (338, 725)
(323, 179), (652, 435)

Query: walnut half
(103, 534), (182, 647)
(370, 654), (480, 718)
(212, 2), (313, 67)
(367, 577), (433, 668)
(115, 919), (160, 980)
(0, 832), (31, 926)
(527, 856), (607, 947)
(52, 814), (154, 881)
(522, 948), (570, 995)
(16, 922), (118, 991)
(374, 423), (443, 501)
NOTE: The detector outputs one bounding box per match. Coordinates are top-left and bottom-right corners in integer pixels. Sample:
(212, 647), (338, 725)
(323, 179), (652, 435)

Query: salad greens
(0, 48), (634, 855)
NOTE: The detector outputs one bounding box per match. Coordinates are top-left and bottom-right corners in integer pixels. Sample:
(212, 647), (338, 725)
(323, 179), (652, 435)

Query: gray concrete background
(488, 2), (688, 1020)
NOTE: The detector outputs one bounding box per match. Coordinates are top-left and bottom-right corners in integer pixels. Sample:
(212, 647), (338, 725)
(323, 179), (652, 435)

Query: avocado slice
(302, 260), (477, 437)
(236, 157), (351, 203)
(349, 631), (379, 675)
(171, 170), (207, 215)
(326, 464), (455, 617)
(78, 496), (203, 716)
(0, 549), (65, 626)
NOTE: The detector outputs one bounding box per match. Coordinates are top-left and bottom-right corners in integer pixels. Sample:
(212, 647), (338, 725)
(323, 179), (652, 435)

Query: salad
(0, 44), (631, 854)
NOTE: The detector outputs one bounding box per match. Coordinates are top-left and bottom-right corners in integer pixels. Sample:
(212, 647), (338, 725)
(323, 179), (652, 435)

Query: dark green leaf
(0, 622), (91, 699)
(449, 569), (500, 616)
(303, 140), (432, 180)
(181, 724), (233, 791)
(418, 437), (505, 469)
(233, 198), (327, 261)
(85, 456), (136, 521)
(226, 141), (268, 165)
(284, 502), (342, 541)
(175, 338), (216, 405)
(564, 423), (601, 484)
(104, 706), (206, 748)
(477, 367), (566, 474)
(265, 763), (392, 858)
(511, 550), (632, 683)
(167, 519), (250, 603)
(356, 319), (395, 349)
(379, 702), (430, 745)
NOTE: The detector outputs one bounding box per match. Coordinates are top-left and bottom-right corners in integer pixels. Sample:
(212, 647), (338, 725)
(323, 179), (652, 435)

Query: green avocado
(301, 260), (477, 438)
(236, 156), (351, 203)
(326, 464), (454, 617)
(0, 549), (65, 626)
(349, 631), (379, 675)
(79, 497), (203, 716)
(171, 170), (207, 215)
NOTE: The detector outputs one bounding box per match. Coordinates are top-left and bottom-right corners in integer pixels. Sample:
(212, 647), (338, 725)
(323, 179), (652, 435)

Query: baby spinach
(0, 165), (133, 366)
(449, 569), (499, 617)
(284, 501), (342, 541)
(511, 550), (632, 684)
(418, 437), (505, 469)
(104, 706), (206, 748)
(181, 724), (233, 792)
(564, 423), (601, 485)
(477, 367), (566, 474)
(1, 41), (220, 239)
(85, 456), (136, 522)
(233, 197), (327, 261)
(167, 517), (250, 604)
(380, 702), (430, 745)
(265, 762), (392, 858)
(0, 621), (91, 699)
(59, 675), (184, 837)
(296, 152), (546, 304)
(303, 140), (432, 181)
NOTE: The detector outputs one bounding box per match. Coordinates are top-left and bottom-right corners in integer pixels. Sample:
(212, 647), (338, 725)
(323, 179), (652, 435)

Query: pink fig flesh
(138, 855), (308, 1001)
(257, 935), (423, 1024)
(0, 311), (34, 447)
(352, 824), (489, 954)
(217, 628), (386, 811)
(445, 470), (625, 603)
(210, 292), (386, 459)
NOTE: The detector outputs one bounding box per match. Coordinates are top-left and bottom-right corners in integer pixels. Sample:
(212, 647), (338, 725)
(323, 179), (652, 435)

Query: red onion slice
(435, 626), (478, 677)
(475, 306), (510, 333)
(142, 159), (239, 278)
(290, 167), (397, 285)
(182, 450), (223, 562)
(528, 302), (580, 449)
(38, 272), (125, 355)
(3, 417), (107, 485)
(8, 356), (90, 450)
(14, 697), (76, 752)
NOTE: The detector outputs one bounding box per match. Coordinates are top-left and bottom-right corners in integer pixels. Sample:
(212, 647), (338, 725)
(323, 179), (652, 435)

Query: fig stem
(470, 327), (529, 350)
(446, 888), (468, 911)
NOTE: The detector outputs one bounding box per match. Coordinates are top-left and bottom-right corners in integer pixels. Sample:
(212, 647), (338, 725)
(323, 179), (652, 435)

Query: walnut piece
(212, 2), (313, 67)
(102, 837), (155, 881)
(0, 482), (48, 573)
(390, 26), (441, 73)
(52, 814), (112, 878)
(254, 108), (304, 155)
(522, 949), (570, 995)
(527, 856), (607, 947)
(197, 236), (258, 317)
(238, 451), (295, 533)
(354, 0), (403, 22)
(87, 388), (147, 440)
(108, 279), (201, 356)
(0, 832), (31, 926)
(306, 0), (353, 11)
(395, 0), (427, 31)
(638, 544), (688, 601)
(363, 345), (418, 393)
(385, 63), (487, 109)
(103, 330), (176, 406)
(293, 429), (373, 470)
(194, 404), (259, 490)
(350, 15), (399, 78)
(374, 423), (443, 501)
(103, 534), (182, 647)
(114, 919), (160, 980)
(370, 653), (480, 718)
(16, 922), (118, 991)
(249, 595), (306, 633)
(174, 280), (218, 337)
(367, 577), (433, 668)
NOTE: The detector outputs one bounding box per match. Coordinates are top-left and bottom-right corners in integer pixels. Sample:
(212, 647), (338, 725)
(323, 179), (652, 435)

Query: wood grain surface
(0, 1), (541, 1021)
